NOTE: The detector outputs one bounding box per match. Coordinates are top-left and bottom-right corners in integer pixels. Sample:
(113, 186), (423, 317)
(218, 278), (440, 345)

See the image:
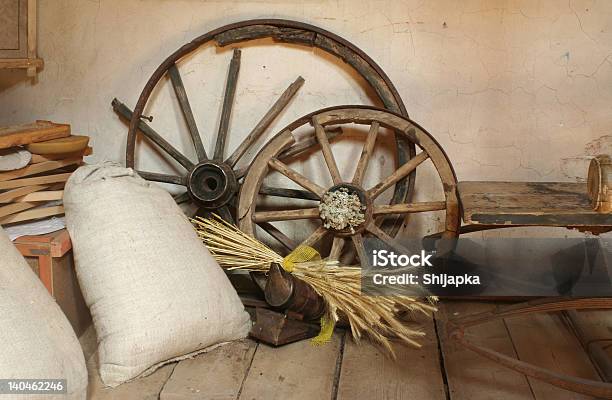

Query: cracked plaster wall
(0, 0), (611, 237)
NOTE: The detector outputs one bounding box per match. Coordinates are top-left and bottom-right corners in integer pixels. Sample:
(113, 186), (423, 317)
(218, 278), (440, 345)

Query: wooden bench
(13, 229), (72, 294)
(458, 181), (612, 233)
(450, 181), (612, 397)
(12, 229), (91, 336)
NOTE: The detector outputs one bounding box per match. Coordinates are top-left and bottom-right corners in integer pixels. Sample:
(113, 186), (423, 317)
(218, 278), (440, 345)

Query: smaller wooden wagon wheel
(239, 106), (460, 262)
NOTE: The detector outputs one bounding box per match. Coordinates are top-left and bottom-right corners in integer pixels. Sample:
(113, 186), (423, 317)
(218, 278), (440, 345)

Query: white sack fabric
(0, 148), (31, 171)
(0, 228), (87, 400)
(64, 163), (251, 387)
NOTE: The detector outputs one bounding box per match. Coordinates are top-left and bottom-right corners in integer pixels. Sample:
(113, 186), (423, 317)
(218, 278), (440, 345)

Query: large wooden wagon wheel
(239, 106), (460, 262)
(111, 19), (415, 236)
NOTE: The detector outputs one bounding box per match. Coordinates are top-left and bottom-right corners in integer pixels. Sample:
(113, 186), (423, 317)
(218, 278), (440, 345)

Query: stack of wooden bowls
(0, 121), (91, 226)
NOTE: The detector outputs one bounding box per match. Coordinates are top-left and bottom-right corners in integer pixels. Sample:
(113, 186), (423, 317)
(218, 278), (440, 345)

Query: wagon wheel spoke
(173, 192), (191, 204)
(195, 205), (233, 223)
(367, 151), (429, 200)
(329, 236), (345, 261)
(351, 234), (368, 264)
(112, 99), (194, 170)
(214, 49), (241, 161)
(217, 205), (235, 224)
(313, 119), (342, 184)
(234, 166), (248, 180)
(226, 76), (305, 167)
(277, 127), (343, 160)
(366, 222), (412, 255)
(135, 171), (187, 186)
(300, 225), (328, 248)
(373, 201), (446, 215)
(253, 207), (319, 222)
(168, 64), (208, 161)
(259, 186), (319, 201)
(268, 158), (326, 198)
(232, 127), (343, 180)
(352, 121), (379, 186)
(257, 221), (296, 251)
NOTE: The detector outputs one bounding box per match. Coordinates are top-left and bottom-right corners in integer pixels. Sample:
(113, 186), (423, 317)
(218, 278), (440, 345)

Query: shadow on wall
(0, 68), (39, 93)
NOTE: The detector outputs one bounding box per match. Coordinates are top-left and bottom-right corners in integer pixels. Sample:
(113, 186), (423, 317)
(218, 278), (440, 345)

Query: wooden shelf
(0, 58), (44, 70)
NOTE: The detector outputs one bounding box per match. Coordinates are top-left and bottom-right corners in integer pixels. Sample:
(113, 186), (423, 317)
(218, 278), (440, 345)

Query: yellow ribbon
(311, 315), (336, 346)
(281, 245), (321, 272)
(281, 246), (336, 345)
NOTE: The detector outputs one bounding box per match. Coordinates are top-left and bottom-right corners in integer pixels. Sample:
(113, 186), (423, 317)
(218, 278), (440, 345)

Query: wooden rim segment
(238, 106), (460, 263)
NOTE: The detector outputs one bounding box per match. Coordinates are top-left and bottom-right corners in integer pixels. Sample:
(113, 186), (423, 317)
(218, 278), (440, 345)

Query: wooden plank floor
(84, 301), (612, 400)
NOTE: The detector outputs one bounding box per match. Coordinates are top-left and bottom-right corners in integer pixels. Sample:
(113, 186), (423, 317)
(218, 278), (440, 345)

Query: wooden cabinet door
(0, 0), (28, 58)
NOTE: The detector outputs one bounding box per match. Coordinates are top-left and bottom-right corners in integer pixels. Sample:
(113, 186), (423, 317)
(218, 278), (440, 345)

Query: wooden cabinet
(0, 0), (42, 77)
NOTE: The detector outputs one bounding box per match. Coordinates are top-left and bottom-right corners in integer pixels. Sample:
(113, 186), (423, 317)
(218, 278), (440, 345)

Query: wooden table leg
(38, 255), (53, 296)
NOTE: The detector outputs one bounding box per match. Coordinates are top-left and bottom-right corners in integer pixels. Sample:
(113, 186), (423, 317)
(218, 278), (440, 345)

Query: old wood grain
(161, 340), (257, 400)
(0, 0), (26, 58)
(0, 157), (80, 182)
(337, 315), (446, 400)
(314, 119), (342, 184)
(0, 201), (37, 218)
(459, 181), (612, 226)
(30, 146), (92, 164)
(0, 172), (72, 190)
(12, 190), (63, 202)
(238, 333), (342, 400)
(237, 129), (295, 234)
(253, 207), (319, 223)
(226, 76), (304, 167)
(0, 120), (70, 150)
(367, 151), (428, 200)
(566, 309), (612, 382)
(588, 155), (612, 212)
(352, 121), (379, 186)
(0, 205), (64, 224)
(373, 201), (446, 215)
(168, 63), (207, 161)
(504, 311), (601, 399)
(214, 49), (241, 161)
(299, 225), (327, 248)
(437, 302), (534, 400)
(267, 158), (326, 198)
(0, 184), (47, 202)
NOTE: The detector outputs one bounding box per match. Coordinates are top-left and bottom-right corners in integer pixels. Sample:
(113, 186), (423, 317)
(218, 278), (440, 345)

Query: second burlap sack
(64, 163), (251, 387)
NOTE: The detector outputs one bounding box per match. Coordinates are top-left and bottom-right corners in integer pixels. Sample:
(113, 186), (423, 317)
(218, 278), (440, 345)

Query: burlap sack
(0, 228), (87, 399)
(63, 163), (251, 387)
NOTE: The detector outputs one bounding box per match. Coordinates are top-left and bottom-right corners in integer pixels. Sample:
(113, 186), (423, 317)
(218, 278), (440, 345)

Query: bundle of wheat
(192, 215), (436, 357)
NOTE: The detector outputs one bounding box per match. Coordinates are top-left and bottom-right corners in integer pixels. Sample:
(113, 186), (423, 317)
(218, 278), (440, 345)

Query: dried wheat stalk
(192, 215), (436, 357)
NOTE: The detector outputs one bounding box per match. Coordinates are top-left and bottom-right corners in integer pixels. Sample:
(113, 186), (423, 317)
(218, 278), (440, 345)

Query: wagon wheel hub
(318, 183), (372, 236)
(188, 161), (237, 208)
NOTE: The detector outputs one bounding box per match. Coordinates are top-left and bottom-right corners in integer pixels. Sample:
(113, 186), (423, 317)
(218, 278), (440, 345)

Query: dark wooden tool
(249, 308), (321, 347)
(264, 263), (326, 321)
(249, 263), (326, 346)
